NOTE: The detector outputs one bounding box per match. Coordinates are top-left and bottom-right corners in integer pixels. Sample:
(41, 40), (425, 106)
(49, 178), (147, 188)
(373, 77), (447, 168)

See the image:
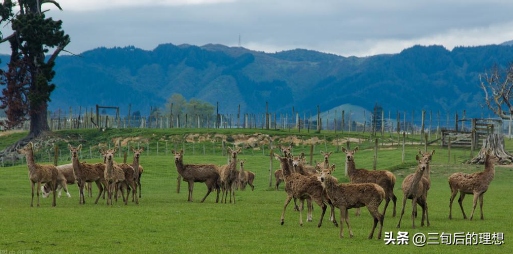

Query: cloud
(58, 0), (236, 11)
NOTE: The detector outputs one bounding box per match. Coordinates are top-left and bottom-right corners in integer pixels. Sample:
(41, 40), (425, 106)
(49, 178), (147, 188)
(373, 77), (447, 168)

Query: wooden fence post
(448, 137), (451, 163)
(54, 145), (59, 166)
(309, 144), (314, 166)
(402, 132), (405, 163)
(373, 138), (378, 170)
(269, 150), (273, 188)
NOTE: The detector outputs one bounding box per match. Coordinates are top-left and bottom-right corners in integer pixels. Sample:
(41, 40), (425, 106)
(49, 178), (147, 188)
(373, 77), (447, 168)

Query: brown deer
(320, 151), (333, 169)
(319, 165), (385, 239)
(218, 147), (241, 203)
(103, 148), (128, 205)
(69, 144), (107, 204)
(118, 162), (139, 205)
(448, 150), (498, 220)
(42, 163), (73, 198)
(342, 147), (397, 217)
(274, 169), (284, 190)
(17, 142), (59, 207)
(418, 149), (435, 189)
(239, 160), (255, 191)
(274, 154), (338, 228)
(397, 155), (430, 229)
(173, 149), (220, 203)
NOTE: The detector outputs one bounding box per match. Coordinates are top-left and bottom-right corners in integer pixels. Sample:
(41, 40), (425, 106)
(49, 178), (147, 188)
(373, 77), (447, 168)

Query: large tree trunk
(28, 104), (49, 138)
(468, 134), (513, 164)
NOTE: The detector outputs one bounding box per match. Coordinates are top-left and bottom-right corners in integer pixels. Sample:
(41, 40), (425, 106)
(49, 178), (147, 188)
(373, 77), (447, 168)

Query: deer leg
(232, 184), (236, 204)
(200, 182), (213, 203)
(419, 199), (426, 227)
(138, 179), (142, 198)
(392, 192), (397, 217)
(132, 181), (138, 204)
(299, 199), (304, 226)
(30, 181), (35, 207)
(344, 208), (354, 238)
(327, 200), (338, 227)
(382, 196), (390, 218)
(424, 200), (430, 227)
(216, 184), (220, 203)
(62, 181), (70, 198)
(479, 193), (484, 220)
(448, 187), (458, 219)
(396, 195), (407, 228)
(52, 181), (57, 207)
(281, 195), (293, 225)
(355, 207), (361, 216)
(250, 181), (254, 191)
(36, 182), (41, 207)
(458, 192), (467, 219)
(188, 181), (193, 202)
(307, 198), (313, 222)
(94, 181), (103, 204)
(411, 198), (417, 229)
(317, 202), (327, 228)
(339, 208), (346, 239)
(367, 207), (379, 239)
(469, 193), (479, 221)
(293, 198), (299, 211)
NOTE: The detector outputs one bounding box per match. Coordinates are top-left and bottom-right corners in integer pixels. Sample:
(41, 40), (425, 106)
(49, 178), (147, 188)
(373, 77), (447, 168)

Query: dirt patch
(0, 130), (24, 137)
(111, 137), (150, 147)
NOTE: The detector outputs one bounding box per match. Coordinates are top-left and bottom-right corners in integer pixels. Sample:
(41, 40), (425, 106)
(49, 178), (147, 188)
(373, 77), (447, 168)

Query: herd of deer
(16, 140), (498, 241)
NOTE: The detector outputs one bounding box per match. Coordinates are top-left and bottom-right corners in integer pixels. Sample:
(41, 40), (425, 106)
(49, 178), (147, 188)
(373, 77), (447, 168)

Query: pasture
(0, 130), (512, 253)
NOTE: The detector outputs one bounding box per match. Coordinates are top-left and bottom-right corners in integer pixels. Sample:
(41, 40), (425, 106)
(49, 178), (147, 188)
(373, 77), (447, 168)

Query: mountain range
(2, 42), (513, 118)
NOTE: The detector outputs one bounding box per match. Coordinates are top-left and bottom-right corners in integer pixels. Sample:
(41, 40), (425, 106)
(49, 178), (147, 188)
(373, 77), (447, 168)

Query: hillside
(3, 43), (513, 117)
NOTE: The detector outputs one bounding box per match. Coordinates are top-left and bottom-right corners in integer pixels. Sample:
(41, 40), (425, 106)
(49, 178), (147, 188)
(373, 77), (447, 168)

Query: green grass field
(0, 130), (512, 253)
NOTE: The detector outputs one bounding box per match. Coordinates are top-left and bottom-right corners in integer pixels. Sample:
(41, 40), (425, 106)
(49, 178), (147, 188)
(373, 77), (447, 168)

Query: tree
(479, 63), (513, 119)
(0, 0), (70, 139)
(470, 63), (513, 164)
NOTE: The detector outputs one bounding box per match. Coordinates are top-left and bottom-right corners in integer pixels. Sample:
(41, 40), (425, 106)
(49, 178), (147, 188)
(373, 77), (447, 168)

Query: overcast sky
(2, 0), (513, 57)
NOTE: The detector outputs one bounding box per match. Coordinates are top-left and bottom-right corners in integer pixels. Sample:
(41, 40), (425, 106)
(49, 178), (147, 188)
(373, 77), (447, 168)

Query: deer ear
(68, 144), (73, 150)
(274, 154), (281, 160)
(78, 144), (82, 151)
(29, 142), (34, 149)
(171, 150), (175, 154)
(227, 147), (232, 153)
(341, 147), (347, 153)
(236, 148), (242, 153)
(180, 149), (184, 154)
(431, 150), (435, 156)
(320, 151), (324, 155)
(140, 147), (145, 152)
(331, 164), (336, 171)
(418, 149), (423, 155)
(328, 152), (332, 156)
(416, 154), (420, 161)
(354, 147), (359, 153)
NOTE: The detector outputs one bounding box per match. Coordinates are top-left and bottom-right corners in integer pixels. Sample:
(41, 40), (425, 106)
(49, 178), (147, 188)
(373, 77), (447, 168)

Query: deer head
(341, 146), (358, 162)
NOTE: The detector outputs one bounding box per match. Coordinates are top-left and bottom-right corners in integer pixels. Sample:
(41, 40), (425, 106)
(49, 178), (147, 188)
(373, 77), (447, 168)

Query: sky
(2, 0), (513, 57)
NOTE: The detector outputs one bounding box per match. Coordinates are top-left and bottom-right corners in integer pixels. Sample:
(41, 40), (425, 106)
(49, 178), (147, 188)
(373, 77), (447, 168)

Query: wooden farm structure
(441, 118), (502, 150)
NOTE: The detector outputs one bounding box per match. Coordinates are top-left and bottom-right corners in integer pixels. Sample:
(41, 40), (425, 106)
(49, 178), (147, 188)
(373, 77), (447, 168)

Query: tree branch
(0, 33), (15, 44)
(47, 39), (69, 65)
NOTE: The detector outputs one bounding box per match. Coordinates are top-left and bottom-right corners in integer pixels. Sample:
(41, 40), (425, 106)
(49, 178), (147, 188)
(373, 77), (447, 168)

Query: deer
(397, 155), (430, 229)
(173, 149), (220, 203)
(102, 148), (128, 205)
(319, 165), (385, 239)
(320, 151), (333, 169)
(274, 169), (284, 190)
(69, 144), (107, 204)
(218, 147), (241, 203)
(274, 154), (338, 228)
(42, 163), (73, 198)
(448, 149), (498, 220)
(238, 160), (255, 191)
(17, 142), (59, 207)
(342, 147), (397, 217)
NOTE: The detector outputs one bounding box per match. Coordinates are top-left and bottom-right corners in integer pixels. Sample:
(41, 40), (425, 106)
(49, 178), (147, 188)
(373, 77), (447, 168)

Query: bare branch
(0, 33), (15, 44)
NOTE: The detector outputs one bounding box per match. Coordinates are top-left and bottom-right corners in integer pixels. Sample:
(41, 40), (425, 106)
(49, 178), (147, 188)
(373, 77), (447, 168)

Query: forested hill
(2, 43), (513, 116)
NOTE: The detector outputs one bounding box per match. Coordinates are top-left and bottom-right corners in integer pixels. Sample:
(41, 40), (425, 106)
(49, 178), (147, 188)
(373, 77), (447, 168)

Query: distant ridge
(2, 43), (513, 117)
